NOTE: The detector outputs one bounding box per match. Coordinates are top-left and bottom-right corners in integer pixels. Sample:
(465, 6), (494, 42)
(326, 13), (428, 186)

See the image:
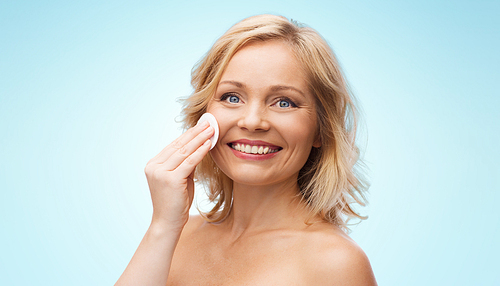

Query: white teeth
(230, 144), (278, 155)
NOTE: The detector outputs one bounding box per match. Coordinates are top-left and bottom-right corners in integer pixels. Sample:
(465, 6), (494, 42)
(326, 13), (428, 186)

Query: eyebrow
(218, 80), (306, 97)
(219, 80), (245, 88)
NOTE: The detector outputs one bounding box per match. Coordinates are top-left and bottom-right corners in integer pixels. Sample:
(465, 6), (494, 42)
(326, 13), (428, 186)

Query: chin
(227, 168), (298, 188)
(226, 169), (269, 185)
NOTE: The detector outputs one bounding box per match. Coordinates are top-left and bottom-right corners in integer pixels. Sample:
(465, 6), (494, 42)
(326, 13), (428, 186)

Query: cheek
(206, 105), (233, 141)
(278, 116), (317, 145)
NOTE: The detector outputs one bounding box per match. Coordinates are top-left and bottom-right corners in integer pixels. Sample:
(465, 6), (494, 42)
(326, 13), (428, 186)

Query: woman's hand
(115, 122), (213, 286)
(144, 121), (214, 232)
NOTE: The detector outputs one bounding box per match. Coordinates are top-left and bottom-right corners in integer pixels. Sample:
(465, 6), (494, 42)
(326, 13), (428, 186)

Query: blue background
(1, 1), (499, 285)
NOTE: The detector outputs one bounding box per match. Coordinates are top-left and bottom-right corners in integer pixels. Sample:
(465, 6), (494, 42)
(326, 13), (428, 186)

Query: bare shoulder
(300, 223), (377, 285)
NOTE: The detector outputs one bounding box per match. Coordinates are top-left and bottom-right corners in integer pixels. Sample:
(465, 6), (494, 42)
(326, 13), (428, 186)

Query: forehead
(219, 40), (309, 93)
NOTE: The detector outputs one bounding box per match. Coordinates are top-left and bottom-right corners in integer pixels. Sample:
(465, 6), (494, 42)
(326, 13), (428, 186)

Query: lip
(226, 139), (282, 161)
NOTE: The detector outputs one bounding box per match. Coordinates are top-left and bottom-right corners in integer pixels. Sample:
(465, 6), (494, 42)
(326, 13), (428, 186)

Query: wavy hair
(180, 14), (369, 231)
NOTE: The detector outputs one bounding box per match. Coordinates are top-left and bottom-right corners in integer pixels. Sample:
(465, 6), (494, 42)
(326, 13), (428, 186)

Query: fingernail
(198, 121), (209, 128)
(204, 139), (211, 146)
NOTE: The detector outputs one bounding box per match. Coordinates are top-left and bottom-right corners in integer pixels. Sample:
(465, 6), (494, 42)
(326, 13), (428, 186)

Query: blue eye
(229, 95), (239, 103)
(275, 97), (297, 108)
(221, 93), (241, 104)
(278, 100), (290, 108)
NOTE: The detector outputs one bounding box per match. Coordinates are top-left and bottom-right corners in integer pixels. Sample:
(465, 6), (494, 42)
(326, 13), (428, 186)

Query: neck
(221, 177), (312, 237)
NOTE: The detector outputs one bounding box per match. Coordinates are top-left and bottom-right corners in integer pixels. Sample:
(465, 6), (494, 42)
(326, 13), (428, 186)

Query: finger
(170, 139), (211, 179)
(150, 121), (210, 164)
(161, 126), (214, 171)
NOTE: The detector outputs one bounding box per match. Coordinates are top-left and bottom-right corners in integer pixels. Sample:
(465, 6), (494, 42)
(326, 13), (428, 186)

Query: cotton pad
(197, 113), (219, 150)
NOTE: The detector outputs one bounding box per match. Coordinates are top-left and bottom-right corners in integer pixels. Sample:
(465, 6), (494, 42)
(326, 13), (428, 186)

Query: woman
(116, 14), (377, 285)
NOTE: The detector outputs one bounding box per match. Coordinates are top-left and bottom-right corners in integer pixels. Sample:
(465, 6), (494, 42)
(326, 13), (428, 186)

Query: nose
(237, 103), (270, 132)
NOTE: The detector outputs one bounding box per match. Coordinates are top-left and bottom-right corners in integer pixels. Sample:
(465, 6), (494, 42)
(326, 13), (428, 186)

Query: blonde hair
(181, 14), (369, 231)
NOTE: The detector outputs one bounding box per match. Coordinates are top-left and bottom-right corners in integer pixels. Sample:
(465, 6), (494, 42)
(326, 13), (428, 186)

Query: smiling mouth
(228, 143), (282, 155)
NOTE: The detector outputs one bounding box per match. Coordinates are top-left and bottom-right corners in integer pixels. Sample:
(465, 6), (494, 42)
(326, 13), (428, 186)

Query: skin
(116, 40), (377, 285)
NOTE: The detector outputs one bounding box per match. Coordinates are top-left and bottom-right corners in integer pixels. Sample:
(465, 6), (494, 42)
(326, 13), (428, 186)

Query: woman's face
(207, 40), (321, 187)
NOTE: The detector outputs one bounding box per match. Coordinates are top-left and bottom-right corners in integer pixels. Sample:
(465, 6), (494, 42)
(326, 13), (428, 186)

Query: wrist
(148, 219), (185, 238)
